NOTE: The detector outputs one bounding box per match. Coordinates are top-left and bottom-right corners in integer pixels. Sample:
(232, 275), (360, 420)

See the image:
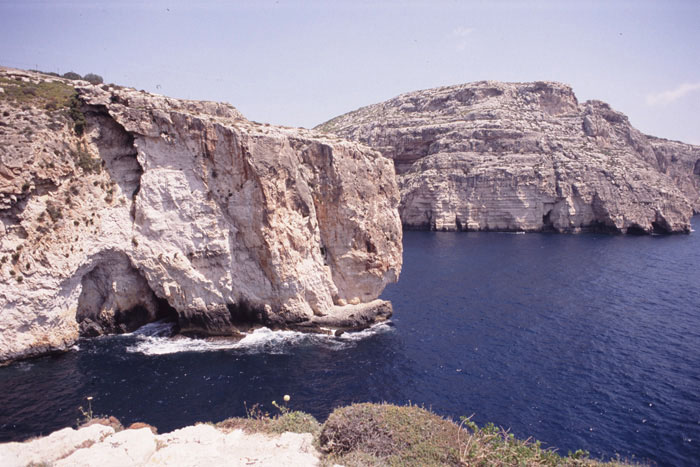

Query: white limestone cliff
(317, 81), (700, 233)
(0, 67), (402, 363)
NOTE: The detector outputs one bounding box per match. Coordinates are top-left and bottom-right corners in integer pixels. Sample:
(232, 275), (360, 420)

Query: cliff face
(0, 68), (402, 363)
(317, 81), (700, 233)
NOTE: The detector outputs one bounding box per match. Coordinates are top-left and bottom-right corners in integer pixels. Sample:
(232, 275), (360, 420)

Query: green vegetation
(0, 75), (89, 136)
(72, 142), (101, 173)
(216, 400), (321, 436)
(320, 403), (463, 466)
(48, 396), (640, 465)
(60, 71), (104, 84)
(69, 93), (87, 136)
(210, 401), (634, 466)
(76, 396), (123, 432)
(318, 403), (634, 467)
(83, 73), (104, 85)
(62, 71), (81, 80)
(77, 396), (94, 425)
(0, 76), (75, 109)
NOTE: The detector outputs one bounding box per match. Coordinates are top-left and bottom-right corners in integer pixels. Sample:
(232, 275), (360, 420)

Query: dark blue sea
(2, 217), (700, 466)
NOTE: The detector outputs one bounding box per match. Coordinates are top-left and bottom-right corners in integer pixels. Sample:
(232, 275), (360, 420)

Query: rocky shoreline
(3, 67), (700, 366)
(0, 67), (402, 365)
(318, 81), (700, 234)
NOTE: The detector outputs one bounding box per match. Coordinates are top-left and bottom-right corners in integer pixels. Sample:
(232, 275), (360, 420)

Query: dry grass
(317, 403), (638, 467)
(0, 76), (75, 109)
(216, 403), (321, 436)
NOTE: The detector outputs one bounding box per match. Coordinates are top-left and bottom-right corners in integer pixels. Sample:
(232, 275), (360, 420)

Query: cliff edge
(317, 81), (700, 233)
(0, 67), (402, 363)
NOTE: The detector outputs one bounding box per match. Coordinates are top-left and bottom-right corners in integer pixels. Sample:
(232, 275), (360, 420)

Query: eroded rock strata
(317, 81), (700, 233)
(0, 67), (402, 363)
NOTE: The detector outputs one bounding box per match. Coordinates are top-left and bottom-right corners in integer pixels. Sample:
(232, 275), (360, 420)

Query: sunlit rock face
(0, 67), (402, 363)
(318, 81), (700, 233)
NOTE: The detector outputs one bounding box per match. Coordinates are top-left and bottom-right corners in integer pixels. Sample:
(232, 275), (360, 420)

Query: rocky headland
(0, 67), (402, 364)
(317, 81), (700, 233)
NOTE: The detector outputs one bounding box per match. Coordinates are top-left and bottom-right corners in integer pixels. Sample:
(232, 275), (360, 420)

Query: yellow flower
(86, 396), (93, 401)
(283, 395), (290, 402)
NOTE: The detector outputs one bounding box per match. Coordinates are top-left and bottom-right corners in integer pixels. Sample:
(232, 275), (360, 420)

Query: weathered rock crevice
(83, 102), (143, 203)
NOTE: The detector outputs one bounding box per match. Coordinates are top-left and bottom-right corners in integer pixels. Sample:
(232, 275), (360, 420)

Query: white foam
(337, 322), (394, 341)
(125, 322), (393, 356)
(15, 361), (34, 371)
(132, 320), (177, 337)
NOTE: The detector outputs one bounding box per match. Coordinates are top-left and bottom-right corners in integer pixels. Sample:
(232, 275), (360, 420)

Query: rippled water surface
(2, 217), (699, 465)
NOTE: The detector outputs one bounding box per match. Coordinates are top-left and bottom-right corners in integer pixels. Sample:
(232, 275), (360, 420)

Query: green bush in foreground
(73, 398), (638, 466)
(318, 403), (635, 467)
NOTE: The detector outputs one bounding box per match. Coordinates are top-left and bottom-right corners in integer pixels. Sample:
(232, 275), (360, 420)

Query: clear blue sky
(1, 0), (698, 144)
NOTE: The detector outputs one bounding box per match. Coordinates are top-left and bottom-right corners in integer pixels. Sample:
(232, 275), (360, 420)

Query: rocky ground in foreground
(0, 421), (319, 467)
(0, 403), (637, 466)
(318, 81), (700, 233)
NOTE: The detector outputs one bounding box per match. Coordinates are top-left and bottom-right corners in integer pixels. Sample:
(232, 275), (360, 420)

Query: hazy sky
(1, 0), (698, 143)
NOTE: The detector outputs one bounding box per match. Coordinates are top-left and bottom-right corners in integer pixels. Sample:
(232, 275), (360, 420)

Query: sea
(1, 216), (699, 466)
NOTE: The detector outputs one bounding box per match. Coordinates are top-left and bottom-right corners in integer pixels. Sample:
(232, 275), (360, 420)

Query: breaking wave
(125, 321), (394, 356)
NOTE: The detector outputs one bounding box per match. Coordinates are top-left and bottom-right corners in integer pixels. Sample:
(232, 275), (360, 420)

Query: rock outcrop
(0, 422), (321, 466)
(0, 67), (402, 363)
(317, 81), (700, 233)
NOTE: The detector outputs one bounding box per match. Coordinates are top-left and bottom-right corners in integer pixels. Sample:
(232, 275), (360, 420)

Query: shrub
(0, 76), (71, 109)
(320, 403), (462, 466)
(217, 410), (321, 435)
(83, 73), (104, 85)
(69, 93), (86, 136)
(216, 401), (321, 436)
(62, 71), (82, 80)
(72, 144), (101, 174)
(318, 403), (625, 466)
